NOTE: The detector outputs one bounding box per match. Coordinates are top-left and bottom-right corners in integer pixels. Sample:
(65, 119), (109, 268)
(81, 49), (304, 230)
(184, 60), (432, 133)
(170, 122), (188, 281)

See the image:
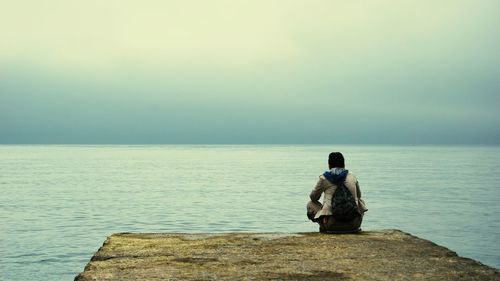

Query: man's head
(328, 152), (345, 169)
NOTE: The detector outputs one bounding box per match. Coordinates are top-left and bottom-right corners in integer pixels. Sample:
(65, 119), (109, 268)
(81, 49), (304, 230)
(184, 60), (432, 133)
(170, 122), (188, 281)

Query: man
(306, 152), (367, 233)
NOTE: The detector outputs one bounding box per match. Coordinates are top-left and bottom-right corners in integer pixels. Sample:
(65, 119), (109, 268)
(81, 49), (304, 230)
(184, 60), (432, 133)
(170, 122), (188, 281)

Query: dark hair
(328, 152), (345, 168)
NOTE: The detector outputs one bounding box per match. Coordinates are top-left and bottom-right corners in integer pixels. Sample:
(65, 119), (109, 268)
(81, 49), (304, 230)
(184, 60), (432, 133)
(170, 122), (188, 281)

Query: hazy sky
(1, 0), (499, 144)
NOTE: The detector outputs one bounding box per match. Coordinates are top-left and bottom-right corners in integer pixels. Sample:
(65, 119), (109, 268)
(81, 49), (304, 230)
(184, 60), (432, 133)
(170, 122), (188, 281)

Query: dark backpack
(329, 181), (360, 222)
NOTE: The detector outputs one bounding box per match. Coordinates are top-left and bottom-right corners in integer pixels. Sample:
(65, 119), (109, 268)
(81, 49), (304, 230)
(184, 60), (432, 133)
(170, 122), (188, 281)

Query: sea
(0, 145), (499, 280)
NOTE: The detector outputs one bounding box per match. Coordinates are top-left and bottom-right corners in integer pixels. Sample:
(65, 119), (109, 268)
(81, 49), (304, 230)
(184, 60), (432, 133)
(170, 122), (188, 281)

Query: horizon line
(0, 143), (498, 147)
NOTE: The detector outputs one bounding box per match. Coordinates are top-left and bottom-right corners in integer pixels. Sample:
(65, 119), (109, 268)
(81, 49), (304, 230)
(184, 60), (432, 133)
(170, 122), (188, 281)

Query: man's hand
(323, 216), (329, 224)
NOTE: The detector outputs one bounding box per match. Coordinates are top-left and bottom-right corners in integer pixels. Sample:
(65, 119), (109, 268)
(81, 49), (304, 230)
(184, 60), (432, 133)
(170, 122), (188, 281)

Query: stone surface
(75, 230), (499, 280)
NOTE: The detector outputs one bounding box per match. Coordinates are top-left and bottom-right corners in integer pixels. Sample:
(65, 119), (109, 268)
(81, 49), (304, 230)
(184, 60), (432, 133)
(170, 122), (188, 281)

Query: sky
(1, 0), (499, 144)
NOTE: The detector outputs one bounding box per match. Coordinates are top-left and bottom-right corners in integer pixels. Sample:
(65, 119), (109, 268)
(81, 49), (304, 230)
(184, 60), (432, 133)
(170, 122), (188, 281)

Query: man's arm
(356, 180), (368, 213)
(309, 177), (323, 201)
(356, 181), (361, 199)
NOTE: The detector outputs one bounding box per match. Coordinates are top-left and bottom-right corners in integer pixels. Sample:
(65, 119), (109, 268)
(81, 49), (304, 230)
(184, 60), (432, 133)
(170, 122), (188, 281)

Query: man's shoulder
(346, 171), (358, 182)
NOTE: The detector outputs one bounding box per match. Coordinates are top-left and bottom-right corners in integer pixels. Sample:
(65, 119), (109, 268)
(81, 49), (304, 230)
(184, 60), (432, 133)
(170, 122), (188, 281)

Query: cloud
(1, 0), (499, 144)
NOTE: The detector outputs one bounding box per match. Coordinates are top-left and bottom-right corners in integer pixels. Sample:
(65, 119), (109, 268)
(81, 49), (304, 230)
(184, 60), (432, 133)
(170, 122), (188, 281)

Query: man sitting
(306, 152), (367, 233)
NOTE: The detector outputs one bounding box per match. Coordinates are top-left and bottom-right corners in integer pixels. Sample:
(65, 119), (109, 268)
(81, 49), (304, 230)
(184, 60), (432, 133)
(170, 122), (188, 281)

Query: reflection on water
(1, 145), (499, 280)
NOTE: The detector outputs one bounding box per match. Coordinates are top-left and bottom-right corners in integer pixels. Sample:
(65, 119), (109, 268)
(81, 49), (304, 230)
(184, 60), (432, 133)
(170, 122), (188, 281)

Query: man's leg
(306, 201), (322, 221)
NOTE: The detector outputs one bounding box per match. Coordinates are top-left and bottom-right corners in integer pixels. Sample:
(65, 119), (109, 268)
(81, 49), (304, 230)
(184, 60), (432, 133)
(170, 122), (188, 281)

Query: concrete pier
(75, 230), (499, 280)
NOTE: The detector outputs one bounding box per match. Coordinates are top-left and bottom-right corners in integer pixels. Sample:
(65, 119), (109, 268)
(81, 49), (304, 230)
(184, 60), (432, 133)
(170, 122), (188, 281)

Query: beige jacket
(310, 172), (368, 220)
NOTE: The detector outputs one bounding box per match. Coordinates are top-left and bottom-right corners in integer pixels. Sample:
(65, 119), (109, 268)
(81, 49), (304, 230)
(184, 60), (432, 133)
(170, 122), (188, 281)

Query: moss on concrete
(75, 230), (499, 280)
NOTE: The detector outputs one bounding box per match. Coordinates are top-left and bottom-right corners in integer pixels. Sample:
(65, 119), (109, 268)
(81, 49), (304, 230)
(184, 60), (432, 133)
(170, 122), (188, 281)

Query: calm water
(1, 145), (499, 280)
